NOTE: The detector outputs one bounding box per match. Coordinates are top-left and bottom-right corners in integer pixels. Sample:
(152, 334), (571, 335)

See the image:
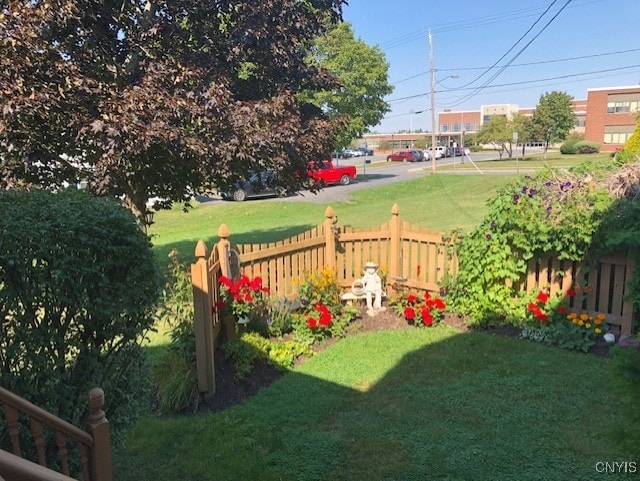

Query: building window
(574, 119), (585, 127)
(604, 132), (631, 144)
(464, 122), (473, 132)
(441, 124), (449, 132)
(606, 99), (639, 113)
(452, 123), (461, 132)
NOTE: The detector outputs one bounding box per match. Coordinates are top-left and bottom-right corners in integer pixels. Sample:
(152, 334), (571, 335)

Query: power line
(378, 0), (603, 50)
(391, 48), (640, 86)
(446, 0), (574, 107)
(385, 64), (640, 104)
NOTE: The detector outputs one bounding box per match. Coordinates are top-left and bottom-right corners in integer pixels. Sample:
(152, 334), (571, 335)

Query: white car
(424, 146), (447, 159)
(345, 149), (364, 157)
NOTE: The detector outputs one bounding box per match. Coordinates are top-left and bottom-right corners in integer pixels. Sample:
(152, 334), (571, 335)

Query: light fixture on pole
(143, 208), (155, 234)
(428, 32), (459, 174)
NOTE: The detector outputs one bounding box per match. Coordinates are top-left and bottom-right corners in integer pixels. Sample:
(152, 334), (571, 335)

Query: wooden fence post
(216, 224), (236, 341)
(324, 206), (337, 270)
(191, 241), (215, 400)
(85, 388), (112, 481)
(388, 204), (401, 290)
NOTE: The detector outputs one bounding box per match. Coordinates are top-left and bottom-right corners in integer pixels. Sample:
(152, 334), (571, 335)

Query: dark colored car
(386, 150), (418, 162)
(219, 171), (289, 201)
(357, 147), (374, 155)
(447, 146), (464, 157)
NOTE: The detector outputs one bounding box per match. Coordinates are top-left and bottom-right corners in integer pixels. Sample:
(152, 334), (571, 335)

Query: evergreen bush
(0, 189), (161, 442)
(574, 141), (600, 154)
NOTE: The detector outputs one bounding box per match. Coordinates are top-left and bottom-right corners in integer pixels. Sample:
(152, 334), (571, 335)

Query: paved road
(198, 151), (509, 205)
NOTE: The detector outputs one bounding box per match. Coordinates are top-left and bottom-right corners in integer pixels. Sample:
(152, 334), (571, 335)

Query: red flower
(566, 287), (576, 298)
(407, 294), (418, 304)
(557, 306), (567, 315)
(214, 299), (226, 310)
(536, 291), (549, 303)
(218, 276), (232, 288)
(421, 307), (433, 326)
(535, 311), (549, 323)
(244, 293), (253, 303)
(527, 302), (538, 312)
(424, 291), (432, 300)
(434, 298), (446, 310)
(425, 298), (436, 308)
(237, 275), (250, 287)
(403, 306), (416, 320)
(306, 318), (318, 329)
(250, 277), (263, 291)
(319, 312), (332, 327)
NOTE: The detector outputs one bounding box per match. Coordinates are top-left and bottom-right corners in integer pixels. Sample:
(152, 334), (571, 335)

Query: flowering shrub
(218, 275), (270, 332)
(446, 165), (613, 326)
(390, 290), (446, 327)
(521, 287), (609, 352)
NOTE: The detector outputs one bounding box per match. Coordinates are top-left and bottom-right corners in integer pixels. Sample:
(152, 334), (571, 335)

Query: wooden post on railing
(388, 204), (401, 292)
(216, 224), (236, 341)
(324, 206), (337, 270)
(85, 388), (112, 481)
(192, 240), (215, 399)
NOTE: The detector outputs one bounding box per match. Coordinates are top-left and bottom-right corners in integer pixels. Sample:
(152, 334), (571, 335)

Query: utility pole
(429, 31), (436, 175)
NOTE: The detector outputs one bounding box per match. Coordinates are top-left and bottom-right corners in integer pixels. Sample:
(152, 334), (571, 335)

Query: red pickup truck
(308, 160), (357, 186)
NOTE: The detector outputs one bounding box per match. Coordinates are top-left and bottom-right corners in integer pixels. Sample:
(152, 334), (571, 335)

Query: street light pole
(429, 32), (436, 175)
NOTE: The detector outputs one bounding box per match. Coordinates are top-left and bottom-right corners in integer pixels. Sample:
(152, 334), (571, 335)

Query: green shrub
(446, 166), (613, 325)
(574, 141), (600, 154)
(0, 189), (161, 443)
(623, 120), (640, 152)
(468, 145), (483, 152)
(559, 140), (578, 154)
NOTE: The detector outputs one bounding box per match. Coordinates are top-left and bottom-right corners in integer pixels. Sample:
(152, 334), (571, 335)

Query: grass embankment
(116, 328), (633, 481)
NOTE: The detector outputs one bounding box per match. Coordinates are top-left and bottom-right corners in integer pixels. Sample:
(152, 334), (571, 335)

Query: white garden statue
(361, 261), (386, 317)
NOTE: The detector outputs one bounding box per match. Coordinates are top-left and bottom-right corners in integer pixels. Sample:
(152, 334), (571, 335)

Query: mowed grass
(149, 173), (519, 267)
(115, 328), (634, 481)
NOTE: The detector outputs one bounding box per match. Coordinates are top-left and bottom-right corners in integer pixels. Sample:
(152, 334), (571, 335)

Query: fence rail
(0, 387), (112, 481)
(191, 203), (635, 400)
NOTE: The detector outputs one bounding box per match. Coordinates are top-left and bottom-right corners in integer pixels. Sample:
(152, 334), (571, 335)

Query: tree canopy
(531, 91), (577, 151)
(0, 0), (346, 225)
(475, 115), (514, 158)
(307, 22), (393, 149)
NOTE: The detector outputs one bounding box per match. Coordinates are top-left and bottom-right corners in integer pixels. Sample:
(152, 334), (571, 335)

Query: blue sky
(342, 0), (640, 133)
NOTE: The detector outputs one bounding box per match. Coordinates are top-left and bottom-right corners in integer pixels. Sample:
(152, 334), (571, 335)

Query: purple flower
(545, 181), (552, 187)
(513, 194), (520, 203)
(528, 188), (537, 197)
(522, 187), (528, 194)
(565, 181), (572, 187)
(486, 233), (492, 240)
(301, 298), (308, 306)
(490, 221), (497, 229)
(546, 205), (552, 211)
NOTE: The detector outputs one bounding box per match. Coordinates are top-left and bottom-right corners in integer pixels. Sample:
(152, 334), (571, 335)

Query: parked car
(357, 147), (374, 156)
(386, 150), (418, 162)
(332, 150), (352, 159)
(308, 159), (357, 186)
(409, 149), (425, 162)
(447, 146), (464, 157)
(345, 149), (364, 157)
(219, 171), (290, 202)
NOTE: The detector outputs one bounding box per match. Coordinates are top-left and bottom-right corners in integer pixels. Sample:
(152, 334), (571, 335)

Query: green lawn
(115, 328), (633, 481)
(149, 173), (519, 269)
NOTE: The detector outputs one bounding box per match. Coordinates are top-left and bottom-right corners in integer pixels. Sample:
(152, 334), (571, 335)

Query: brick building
(361, 85), (639, 152)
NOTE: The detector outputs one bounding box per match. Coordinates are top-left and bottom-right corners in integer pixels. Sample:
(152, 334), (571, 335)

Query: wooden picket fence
(191, 203), (636, 400)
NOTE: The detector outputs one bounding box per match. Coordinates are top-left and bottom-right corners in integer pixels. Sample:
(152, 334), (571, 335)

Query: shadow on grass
(115, 329), (631, 481)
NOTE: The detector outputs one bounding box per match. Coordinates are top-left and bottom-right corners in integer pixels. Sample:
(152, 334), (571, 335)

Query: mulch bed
(199, 306), (615, 413)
